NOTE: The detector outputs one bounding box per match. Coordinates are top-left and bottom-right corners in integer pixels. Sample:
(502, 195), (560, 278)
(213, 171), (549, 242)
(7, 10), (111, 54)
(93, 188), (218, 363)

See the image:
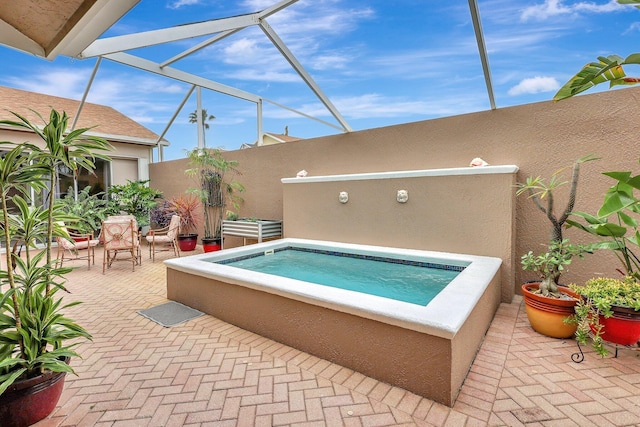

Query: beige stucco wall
(281, 170), (516, 302)
(151, 86), (640, 297)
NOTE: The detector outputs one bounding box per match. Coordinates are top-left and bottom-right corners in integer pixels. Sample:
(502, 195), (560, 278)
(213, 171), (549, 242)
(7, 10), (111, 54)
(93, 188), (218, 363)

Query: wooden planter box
(221, 219), (283, 248)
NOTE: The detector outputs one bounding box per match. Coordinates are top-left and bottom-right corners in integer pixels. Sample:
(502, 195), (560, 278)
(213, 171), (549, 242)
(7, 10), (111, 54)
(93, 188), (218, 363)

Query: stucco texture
(151, 86), (640, 296)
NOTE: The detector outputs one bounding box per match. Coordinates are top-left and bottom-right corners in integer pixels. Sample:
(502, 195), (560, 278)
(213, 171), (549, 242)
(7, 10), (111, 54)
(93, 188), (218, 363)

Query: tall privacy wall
(281, 166), (518, 302)
(150, 86), (640, 298)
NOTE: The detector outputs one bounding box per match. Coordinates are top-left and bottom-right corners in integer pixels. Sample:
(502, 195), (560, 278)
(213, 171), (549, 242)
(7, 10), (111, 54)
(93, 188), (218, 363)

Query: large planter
(202, 237), (222, 253)
(177, 233), (198, 252)
(221, 219), (283, 248)
(595, 305), (640, 346)
(0, 363), (68, 427)
(522, 282), (579, 339)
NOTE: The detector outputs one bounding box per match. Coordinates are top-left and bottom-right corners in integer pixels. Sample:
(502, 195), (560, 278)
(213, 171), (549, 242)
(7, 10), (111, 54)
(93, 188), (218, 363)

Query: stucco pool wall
(165, 238), (502, 406)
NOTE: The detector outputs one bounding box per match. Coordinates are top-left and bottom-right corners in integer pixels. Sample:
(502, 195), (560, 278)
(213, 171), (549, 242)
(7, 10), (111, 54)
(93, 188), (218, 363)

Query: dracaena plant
(184, 148), (244, 239)
(0, 109), (112, 396)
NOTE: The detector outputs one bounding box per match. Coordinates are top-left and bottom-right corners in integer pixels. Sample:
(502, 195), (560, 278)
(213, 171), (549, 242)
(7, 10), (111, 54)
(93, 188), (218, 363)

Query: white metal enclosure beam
(260, 20), (352, 132)
(80, 14), (259, 58)
(103, 52), (262, 103)
(80, 0), (299, 59)
(468, 0), (496, 110)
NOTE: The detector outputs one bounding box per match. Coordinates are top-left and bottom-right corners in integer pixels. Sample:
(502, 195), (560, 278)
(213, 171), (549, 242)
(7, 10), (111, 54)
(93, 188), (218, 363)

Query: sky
(1, 0), (640, 160)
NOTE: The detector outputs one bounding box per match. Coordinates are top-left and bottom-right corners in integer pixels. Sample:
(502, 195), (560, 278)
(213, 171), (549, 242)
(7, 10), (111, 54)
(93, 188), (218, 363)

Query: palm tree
(188, 109), (215, 147)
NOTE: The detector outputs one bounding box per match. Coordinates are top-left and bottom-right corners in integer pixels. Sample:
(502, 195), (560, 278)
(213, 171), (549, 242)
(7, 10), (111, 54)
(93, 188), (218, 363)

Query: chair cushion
(146, 235), (173, 244)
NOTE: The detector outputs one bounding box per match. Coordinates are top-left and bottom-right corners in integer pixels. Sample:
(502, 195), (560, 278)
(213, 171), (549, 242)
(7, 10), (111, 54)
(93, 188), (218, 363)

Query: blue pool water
(216, 247), (463, 306)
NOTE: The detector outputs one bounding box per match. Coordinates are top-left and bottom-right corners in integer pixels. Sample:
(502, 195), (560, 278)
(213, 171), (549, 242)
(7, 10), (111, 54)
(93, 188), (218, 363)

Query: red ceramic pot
(0, 362), (68, 427)
(594, 306), (640, 346)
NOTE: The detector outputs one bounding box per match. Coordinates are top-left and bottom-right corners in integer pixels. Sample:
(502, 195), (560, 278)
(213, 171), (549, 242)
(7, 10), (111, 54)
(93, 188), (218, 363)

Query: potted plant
(564, 163), (640, 353)
(0, 109), (111, 426)
(515, 155), (596, 338)
(167, 193), (202, 251)
(567, 164), (640, 280)
(57, 185), (109, 238)
(568, 277), (640, 356)
(106, 179), (162, 235)
(184, 148), (244, 252)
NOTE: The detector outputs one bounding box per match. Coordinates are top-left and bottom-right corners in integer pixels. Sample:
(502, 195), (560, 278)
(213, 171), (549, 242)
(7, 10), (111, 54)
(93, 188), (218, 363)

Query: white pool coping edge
(281, 165), (519, 184)
(165, 238), (502, 339)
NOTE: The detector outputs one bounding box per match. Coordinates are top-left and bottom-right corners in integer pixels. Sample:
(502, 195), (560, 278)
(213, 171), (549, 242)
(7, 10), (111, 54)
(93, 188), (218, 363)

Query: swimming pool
(165, 238), (502, 406)
(216, 246), (464, 305)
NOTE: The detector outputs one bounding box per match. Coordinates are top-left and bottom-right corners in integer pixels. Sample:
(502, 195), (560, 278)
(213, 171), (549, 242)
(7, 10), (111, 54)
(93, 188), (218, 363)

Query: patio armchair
(55, 223), (100, 270)
(145, 214), (181, 261)
(102, 217), (141, 273)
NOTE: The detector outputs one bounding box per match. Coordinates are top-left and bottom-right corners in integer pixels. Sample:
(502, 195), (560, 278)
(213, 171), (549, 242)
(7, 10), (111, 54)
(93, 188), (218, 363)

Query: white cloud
(167, 0), (201, 10)
(508, 76), (560, 95)
(6, 68), (91, 99)
(521, 0), (625, 22)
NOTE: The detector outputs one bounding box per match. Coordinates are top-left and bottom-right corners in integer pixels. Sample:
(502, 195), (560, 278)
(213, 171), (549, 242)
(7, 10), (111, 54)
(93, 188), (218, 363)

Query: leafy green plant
(568, 276), (640, 356)
(516, 155), (598, 296)
(521, 239), (591, 294)
(57, 186), (108, 234)
(0, 109), (111, 396)
(107, 179), (162, 227)
(185, 148), (244, 239)
(567, 163), (640, 281)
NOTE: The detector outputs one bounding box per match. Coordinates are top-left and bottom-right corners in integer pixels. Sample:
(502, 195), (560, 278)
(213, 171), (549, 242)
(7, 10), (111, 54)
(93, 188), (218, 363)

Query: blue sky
(1, 0), (640, 160)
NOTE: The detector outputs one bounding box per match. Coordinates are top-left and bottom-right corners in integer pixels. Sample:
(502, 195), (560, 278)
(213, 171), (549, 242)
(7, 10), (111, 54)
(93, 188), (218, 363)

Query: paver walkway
(35, 246), (640, 426)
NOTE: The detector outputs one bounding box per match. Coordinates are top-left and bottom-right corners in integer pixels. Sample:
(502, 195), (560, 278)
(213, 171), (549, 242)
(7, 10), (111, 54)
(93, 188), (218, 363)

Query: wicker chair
(55, 223), (100, 270)
(145, 215), (181, 261)
(102, 218), (140, 273)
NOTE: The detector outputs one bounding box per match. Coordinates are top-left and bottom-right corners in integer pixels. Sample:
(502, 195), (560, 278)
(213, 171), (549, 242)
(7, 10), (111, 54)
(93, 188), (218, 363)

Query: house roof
(0, 85), (166, 146)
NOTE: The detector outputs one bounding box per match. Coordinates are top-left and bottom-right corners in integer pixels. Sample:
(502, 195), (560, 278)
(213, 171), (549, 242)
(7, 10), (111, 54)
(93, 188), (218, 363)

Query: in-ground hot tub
(165, 238), (502, 406)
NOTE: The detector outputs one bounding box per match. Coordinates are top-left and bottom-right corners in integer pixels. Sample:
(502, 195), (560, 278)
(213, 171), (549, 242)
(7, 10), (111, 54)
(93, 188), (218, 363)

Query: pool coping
(165, 238), (502, 339)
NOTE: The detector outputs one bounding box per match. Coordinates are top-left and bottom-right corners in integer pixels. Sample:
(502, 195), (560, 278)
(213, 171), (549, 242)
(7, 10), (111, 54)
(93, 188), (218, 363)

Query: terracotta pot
(595, 305), (640, 346)
(0, 363), (68, 427)
(522, 282), (579, 339)
(177, 233), (198, 251)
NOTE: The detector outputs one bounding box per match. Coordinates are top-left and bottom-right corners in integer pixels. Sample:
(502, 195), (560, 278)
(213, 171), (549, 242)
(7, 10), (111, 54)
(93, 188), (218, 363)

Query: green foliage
(567, 161), (640, 281)
(0, 109), (109, 395)
(568, 276), (640, 356)
(516, 156), (598, 296)
(107, 180), (162, 227)
(185, 148), (244, 238)
(521, 239), (592, 296)
(57, 186), (109, 234)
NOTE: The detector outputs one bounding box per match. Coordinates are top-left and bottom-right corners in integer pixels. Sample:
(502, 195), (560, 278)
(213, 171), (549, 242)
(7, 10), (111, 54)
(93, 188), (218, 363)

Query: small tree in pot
(185, 148), (244, 251)
(516, 155), (596, 338)
(516, 154), (597, 296)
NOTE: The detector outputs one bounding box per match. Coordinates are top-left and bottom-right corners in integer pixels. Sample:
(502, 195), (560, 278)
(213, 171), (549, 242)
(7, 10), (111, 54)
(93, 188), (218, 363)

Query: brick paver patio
(35, 245), (640, 426)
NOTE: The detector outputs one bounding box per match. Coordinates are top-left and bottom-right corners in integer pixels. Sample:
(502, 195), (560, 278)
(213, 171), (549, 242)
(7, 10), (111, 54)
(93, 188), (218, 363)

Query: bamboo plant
(184, 148), (244, 240)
